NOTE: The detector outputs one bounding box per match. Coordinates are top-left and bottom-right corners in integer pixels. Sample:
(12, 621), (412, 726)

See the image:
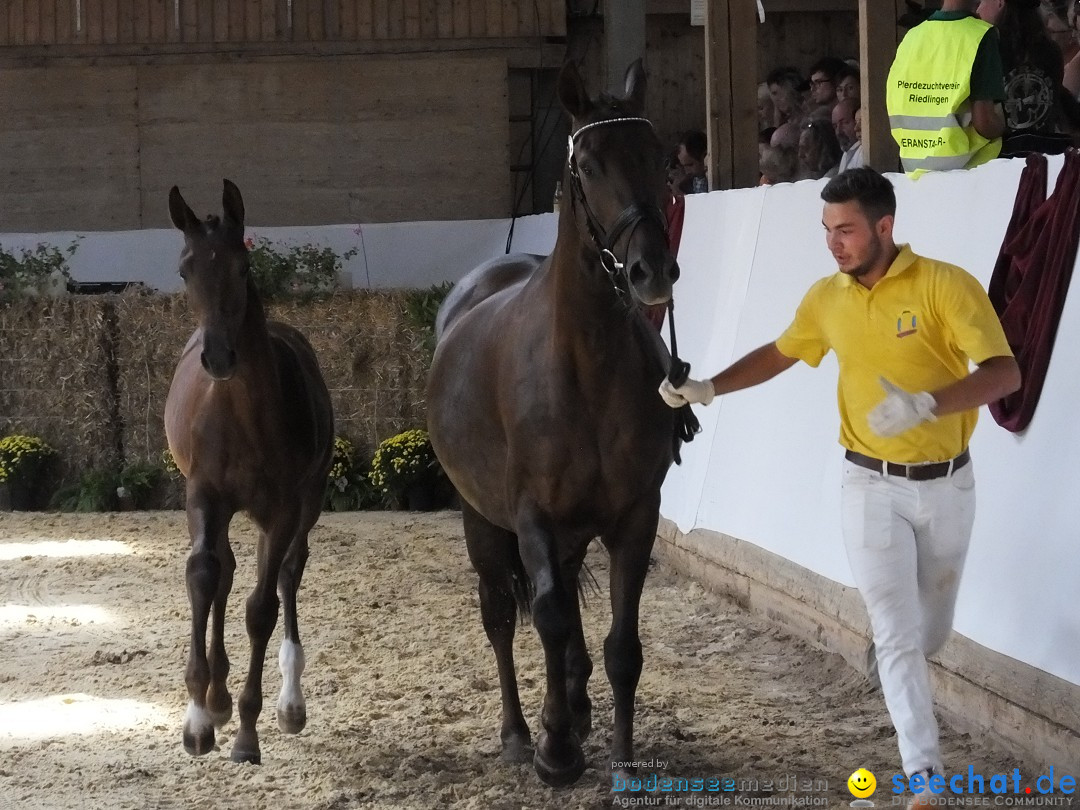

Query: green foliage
(245, 236), (357, 302)
(53, 469), (118, 512)
(402, 281), (454, 360)
(0, 241), (77, 303)
(53, 460), (164, 512)
(369, 429), (442, 506)
(118, 461), (163, 507)
(0, 435), (56, 485)
(324, 436), (381, 511)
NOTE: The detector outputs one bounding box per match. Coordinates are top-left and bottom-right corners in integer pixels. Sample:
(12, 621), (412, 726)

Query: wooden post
(860, 0), (907, 173)
(605, 0), (646, 96)
(705, 0), (758, 190)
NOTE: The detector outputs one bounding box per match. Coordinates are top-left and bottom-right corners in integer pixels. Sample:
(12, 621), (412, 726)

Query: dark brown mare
(427, 61), (681, 787)
(164, 180), (334, 764)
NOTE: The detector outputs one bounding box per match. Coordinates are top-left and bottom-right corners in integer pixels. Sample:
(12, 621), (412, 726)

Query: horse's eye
(581, 164), (595, 178)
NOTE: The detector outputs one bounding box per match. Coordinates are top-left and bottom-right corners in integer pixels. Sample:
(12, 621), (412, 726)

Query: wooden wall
(0, 0), (566, 46)
(0, 54), (509, 230)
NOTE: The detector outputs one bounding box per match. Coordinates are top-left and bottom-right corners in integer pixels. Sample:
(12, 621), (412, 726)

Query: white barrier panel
(0, 213), (558, 293)
(663, 156), (1080, 688)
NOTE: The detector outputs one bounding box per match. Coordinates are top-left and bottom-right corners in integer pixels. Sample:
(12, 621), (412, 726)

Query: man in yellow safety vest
(886, 0), (1006, 175)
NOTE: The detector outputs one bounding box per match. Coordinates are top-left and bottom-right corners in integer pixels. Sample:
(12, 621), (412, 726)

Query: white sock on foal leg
(277, 639), (306, 729)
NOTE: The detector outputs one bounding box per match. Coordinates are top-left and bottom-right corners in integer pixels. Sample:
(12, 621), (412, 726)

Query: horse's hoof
(207, 688), (233, 729)
(231, 728), (261, 764)
(500, 732), (533, 764)
(533, 732), (586, 788)
(277, 705), (307, 735)
(182, 726), (215, 757)
(230, 746), (261, 765)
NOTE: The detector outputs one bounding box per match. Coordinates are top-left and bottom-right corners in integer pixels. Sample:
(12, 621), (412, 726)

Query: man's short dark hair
(809, 57), (847, 82)
(836, 63), (861, 83)
(821, 167), (896, 222)
(680, 130), (708, 161)
(766, 66), (804, 91)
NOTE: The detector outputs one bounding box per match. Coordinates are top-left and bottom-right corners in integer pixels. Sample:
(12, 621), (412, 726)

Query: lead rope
(666, 286), (700, 465)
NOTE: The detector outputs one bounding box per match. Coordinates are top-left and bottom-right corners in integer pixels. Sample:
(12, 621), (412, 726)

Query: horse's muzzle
(201, 348), (237, 381)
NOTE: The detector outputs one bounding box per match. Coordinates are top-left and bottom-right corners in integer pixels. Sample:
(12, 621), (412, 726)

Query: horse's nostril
(669, 262), (681, 282)
(628, 262), (648, 285)
(200, 352), (211, 373)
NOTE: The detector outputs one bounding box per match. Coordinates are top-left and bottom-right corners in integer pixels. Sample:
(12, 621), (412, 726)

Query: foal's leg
(231, 514), (298, 764)
(562, 554), (593, 742)
(183, 488), (233, 756)
(462, 502), (532, 762)
(275, 509), (316, 735)
(206, 539), (237, 728)
(601, 496), (660, 777)
(516, 510), (585, 787)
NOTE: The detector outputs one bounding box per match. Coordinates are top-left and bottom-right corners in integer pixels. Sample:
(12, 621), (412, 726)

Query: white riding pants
(840, 457), (976, 776)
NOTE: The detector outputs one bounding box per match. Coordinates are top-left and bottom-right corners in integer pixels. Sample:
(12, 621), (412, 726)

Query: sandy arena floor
(0, 511), (1022, 809)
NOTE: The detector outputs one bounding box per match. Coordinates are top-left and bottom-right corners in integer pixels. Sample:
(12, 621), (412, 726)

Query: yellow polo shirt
(775, 244), (1013, 463)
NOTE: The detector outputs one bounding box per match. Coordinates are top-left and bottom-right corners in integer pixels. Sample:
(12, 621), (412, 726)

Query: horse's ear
(168, 186), (200, 234)
(557, 61), (593, 121)
(623, 58), (647, 114)
(222, 179), (245, 228)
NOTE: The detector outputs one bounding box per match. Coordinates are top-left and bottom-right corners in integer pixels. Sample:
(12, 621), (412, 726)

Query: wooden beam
(704, 0), (757, 189)
(646, 0), (856, 11)
(859, 0), (905, 173)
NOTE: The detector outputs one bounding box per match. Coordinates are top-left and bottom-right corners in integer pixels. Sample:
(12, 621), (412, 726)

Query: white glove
(659, 377), (715, 408)
(867, 377), (937, 437)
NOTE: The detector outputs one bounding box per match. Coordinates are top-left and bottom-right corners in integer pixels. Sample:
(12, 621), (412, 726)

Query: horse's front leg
(601, 494), (660, 779)
(232, 514), (297, 764)
(182, 487), (233, 756)
(275, 513), (315, 735)
(517, 511), (585, 787)
(562, 555), (593, 743)
(206, 540), (236, 729)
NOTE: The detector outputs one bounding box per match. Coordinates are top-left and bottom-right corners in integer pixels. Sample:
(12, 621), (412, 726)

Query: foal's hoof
(182, 726), (215, 757)
(533, 732), (586, 788)
(231, 728), (261, 765)
(277, 705), (307, 735)
(500, 731), (534, 764)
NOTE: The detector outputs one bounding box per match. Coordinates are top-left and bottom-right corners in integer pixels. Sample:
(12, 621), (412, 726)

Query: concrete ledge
(656, 518), (1080, 773)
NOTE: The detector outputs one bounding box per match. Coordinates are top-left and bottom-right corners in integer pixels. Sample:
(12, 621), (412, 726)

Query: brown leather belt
(844, 448), (970, 481)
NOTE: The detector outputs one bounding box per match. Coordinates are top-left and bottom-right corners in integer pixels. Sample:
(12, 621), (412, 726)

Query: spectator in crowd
(1040, 0), (1080, 95)
(798, 119), (844, 180)
(842, 106), (866, 172)
(833, 98), (865, 171)
(759, 144), (799, 185)
(676, 130), (709, 194)
(836, 63), (861, 104)
(979, 0), (1075, 155)
(808, 56), (848, 115)
(886, 0), (1005, 175)
(758, 82), (777, 134)
(767, 66), (808, 127)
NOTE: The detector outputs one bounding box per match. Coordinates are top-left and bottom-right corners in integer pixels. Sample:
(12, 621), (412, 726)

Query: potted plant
(0, 434), (57, 510)
(368, 429), (442, 511)
(324, 436), (381, 511)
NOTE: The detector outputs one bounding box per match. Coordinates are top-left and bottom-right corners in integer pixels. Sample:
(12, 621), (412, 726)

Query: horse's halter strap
(567, 116), (668, 286)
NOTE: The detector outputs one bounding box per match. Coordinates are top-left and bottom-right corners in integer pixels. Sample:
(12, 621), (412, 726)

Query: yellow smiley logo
(848, 768), (877, 798)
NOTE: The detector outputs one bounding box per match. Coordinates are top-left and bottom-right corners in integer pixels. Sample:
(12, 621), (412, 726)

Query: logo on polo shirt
(896, 309), (918, 338)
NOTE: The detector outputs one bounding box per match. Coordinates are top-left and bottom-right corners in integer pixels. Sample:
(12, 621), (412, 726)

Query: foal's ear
(168, 186), (200, 233)
(222, 179), (245, 228)
(557, 61), (593, 122)
(623, 59), (647, 114)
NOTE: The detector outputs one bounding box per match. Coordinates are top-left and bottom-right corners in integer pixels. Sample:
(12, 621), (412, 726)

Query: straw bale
(0, 297), (117, 482)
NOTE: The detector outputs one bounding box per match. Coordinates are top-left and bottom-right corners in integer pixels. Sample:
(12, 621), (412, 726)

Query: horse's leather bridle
(566, 116), (669, 286)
